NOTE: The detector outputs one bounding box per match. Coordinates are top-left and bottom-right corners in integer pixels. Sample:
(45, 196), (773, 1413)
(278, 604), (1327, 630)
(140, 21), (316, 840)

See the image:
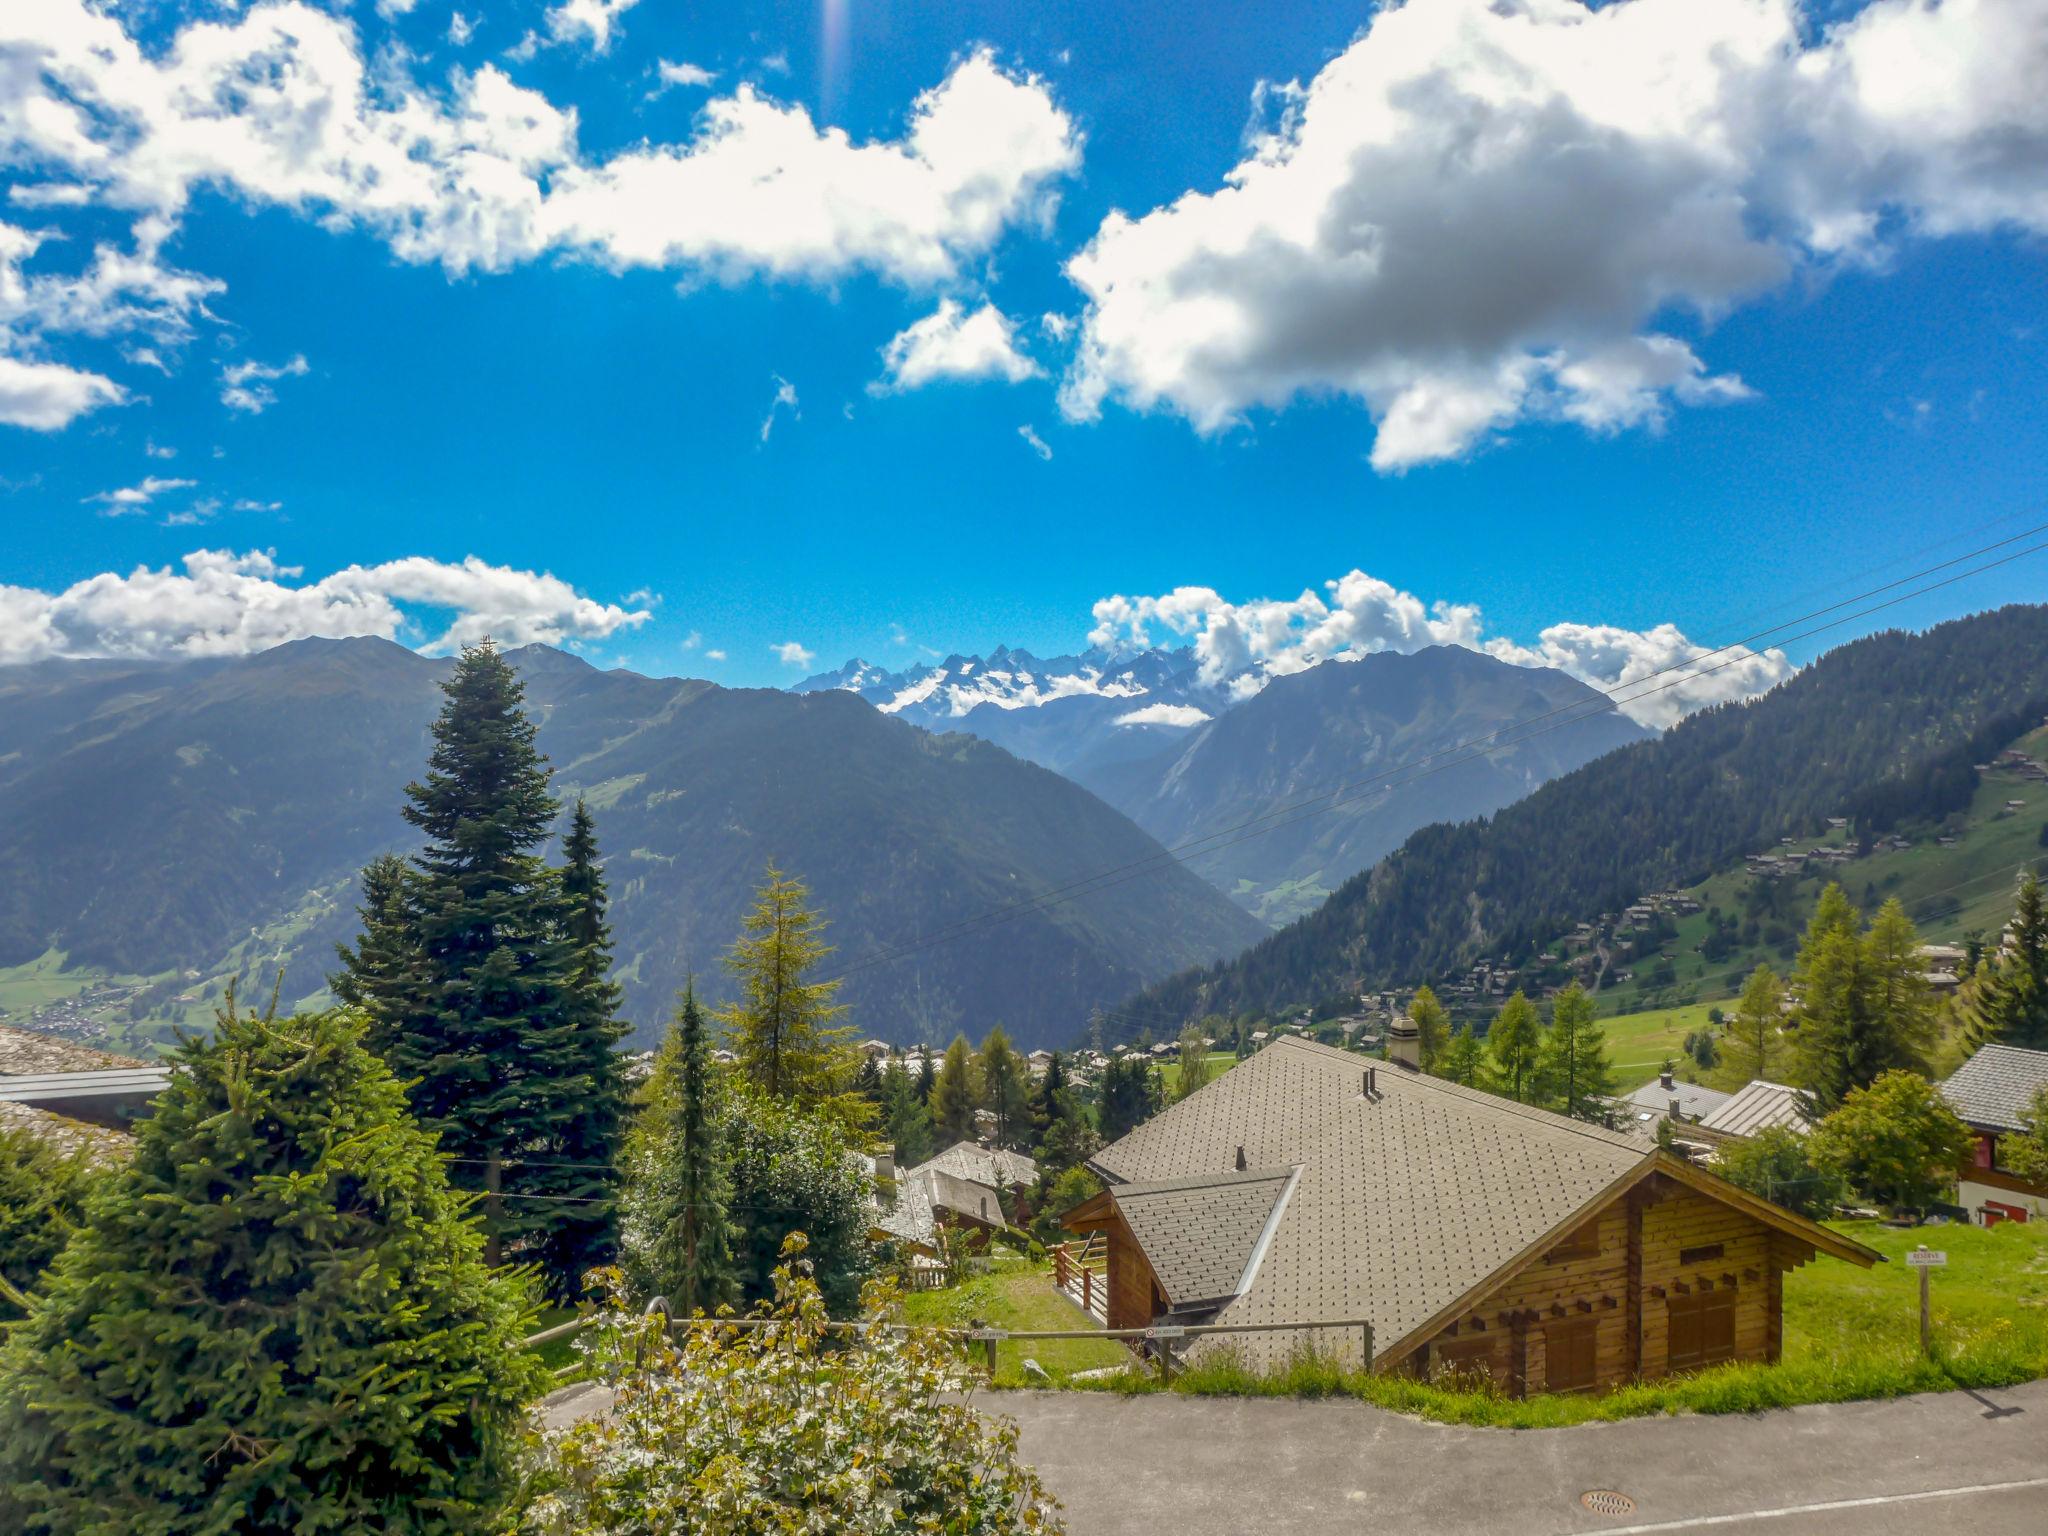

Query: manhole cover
(1581, 1490), (1637, 1517)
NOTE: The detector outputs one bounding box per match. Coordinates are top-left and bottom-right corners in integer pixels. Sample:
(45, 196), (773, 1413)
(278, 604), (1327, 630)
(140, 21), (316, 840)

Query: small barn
(1067, 1037), (1879, 1396)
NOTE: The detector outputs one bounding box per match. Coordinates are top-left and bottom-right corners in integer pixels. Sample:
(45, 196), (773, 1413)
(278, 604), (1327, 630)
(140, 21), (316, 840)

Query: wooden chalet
(1066, 1036), (1880, 1396)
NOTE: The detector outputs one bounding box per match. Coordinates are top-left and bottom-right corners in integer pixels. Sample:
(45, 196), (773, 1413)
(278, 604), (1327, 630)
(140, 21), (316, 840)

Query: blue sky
(1, 0), (2044, 700)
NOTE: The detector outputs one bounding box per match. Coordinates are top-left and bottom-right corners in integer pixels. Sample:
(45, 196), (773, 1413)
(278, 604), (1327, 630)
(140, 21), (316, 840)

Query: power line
(822, 531), (2048, 987)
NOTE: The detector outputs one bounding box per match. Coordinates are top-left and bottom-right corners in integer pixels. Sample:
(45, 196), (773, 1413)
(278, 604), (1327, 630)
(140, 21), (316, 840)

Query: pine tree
(1409, 985), (1450, 1075)
(1174, 1026), (1213, 1101)
(0, 1003), (543, 1534)
(1863, 897), (1937, 1068)
(1098, 1055), (1159, 1144)
(1958, 874), (2048, 1051)
(1794, 885), (1929, 1110)
(1029, 1049), (1067, 1146)
(1718, 963), (1787, 1086)
(1535, 983), (1614, 1121)
(338, 641), (622, 1294)
(930, 1034), (979, 1145)
(718, 864), (860, 1115)
(1488, 990), (1542, 1103)
(880, 1055), (935, 1168)
(977, 1026), (1030, 1148)
(915, 1045), (938, 1111)
(622, 986), (736, 1315)
(1437, 1023), (1488, 1088)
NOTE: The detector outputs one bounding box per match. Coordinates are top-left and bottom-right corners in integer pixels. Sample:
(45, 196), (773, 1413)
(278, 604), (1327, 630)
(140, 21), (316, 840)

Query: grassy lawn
(1601, 1001), (1719, 1090)
(899, 1259), (1131, 1385)
(526, 1304), (586, 1375)
(1157, 1051), (1239, 1096)
(1041, 1218), (2048, 1427)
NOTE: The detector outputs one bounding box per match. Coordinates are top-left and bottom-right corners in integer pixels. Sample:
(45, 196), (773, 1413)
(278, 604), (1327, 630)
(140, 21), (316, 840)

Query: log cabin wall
(1637, 1182), (1789, 1380)
(1104, 1207), (1167, 1332)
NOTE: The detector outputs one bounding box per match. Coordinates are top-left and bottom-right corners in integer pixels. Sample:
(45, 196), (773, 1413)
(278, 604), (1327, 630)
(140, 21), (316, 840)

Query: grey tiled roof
(0, 1024), (141, 1077)
(915, 1141), (1037, 1189)
(873, 1166), (1006, 1249)
(1698, 1080), (1813, 1139)
(1617, 1077), (1732, 1122)
(0, 1100), (131, 1164)
(1091, 1038), (1648, 1365)
(1942, 1044), (2048, 1133)
(1111, 1167), (1296, 1310)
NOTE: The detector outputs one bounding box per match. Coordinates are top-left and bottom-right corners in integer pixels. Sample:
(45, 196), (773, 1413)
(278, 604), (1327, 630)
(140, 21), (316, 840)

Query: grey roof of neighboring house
(1617, 1077), (1733, 1122)
(1697, 1080), (1814, 1139)
(0, 1099), (132, 1163)
(0, 1024), (142, 1078)
(1109, 1167), (1298, 1311)
(915, 1141), (1037, 1189)
(1089, 1037), (1650, 1366)
(1942, 1044), (2048, 1133)
(873, 1166), (1006, 1250)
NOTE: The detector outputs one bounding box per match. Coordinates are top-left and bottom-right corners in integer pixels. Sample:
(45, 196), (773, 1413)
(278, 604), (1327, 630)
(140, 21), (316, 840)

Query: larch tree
(1796, 886), (1931, 1110)
(976, 1026), (1031, 1149)
(1408, 985), (1450, 1075)
(336, 641), (624, 1294)
(718, 864), (860, 1116)
(1718, 963), (1787, 1087)
(1536, 982), (1614, 1121)
(929, 1034), (979, 1146)
(1863, 898), (1938, 1068)
(1488, 990), (1542, 1103)
(0, 1003), (543, 1535)
(1436, 1022), (1488, 1088)
(1173, 1026), (1213, 1101)
(623, 985), (737, 1316)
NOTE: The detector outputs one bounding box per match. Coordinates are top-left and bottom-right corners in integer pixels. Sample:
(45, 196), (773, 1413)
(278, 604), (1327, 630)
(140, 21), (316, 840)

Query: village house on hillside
(1066, 1037), (1878, 1396)
(1941, 1044), (2048, 1224)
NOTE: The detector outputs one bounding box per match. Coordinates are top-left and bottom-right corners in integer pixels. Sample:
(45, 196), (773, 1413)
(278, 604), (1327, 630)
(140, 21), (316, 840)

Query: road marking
(1581, 1478), (2048, 1534)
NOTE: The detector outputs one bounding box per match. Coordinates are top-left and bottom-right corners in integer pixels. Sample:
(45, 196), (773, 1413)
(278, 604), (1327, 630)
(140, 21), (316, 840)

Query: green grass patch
(526, 1305), (586, 1375)
(899, 1259), (1130, 1385)
(1038, 1219), (2048, 1426)
(1600, 1002), (1718, 1089)
(1157, 1052), (1240, 1095)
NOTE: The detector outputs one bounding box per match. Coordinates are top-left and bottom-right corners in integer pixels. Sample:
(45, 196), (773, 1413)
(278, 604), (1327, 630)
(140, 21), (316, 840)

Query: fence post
(1159, 1342), (1172, 1387)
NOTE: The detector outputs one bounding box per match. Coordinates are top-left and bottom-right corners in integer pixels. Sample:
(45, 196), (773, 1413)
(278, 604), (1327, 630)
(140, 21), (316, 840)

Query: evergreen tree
(0, 1126), (99, 1322)
(880, 1055), (935, 1168)
(1958, 874), (2048, 1051)
(336, 641), (622, 1294)
(1173, 1026), (1213, 1101)
(718, 864), (860, 1115)
(1718, 963), (1787, 1086)
(1408, 985), (1450, 1075)
(1863, 897), (1937, 1067)
(915, 1044), (938, 1110)
(1098, 1055), (1159, 1144)
(929, 1034), (979, 1145)
(1795, 885), (1929, 1110)
(1029, 1049), (1068, 1146)
(977, 1025), (1031, 1149)
(0, 1003), (543, 1534)
(1437, 1022), (1488, 1088)
(1535, 983), (1615, 1121)
(1809, 1070), (1972, 1216)
(622, 986), (737, 1315)
(1488, 990), (1542, 1103)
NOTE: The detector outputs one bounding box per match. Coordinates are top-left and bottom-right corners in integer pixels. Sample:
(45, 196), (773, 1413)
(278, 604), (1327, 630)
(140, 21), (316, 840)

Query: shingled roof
(1942, 1043), (2048, 1133)
(1108, 1167), (1298, 1311)
(917, 1141), (1037, 1189)
(0, 1024), (142, 1078)
(1089, 1037), (1654, 1366)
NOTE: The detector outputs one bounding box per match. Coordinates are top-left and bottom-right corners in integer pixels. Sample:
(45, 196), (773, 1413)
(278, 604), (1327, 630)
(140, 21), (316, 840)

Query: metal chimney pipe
(1235, 1144), (1247, 1171)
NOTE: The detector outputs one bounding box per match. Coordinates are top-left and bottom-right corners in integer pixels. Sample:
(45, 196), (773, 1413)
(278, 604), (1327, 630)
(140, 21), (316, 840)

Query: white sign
(1149, 1325), (1188, 1340)
(968, 1327), (1009, 1341)
(1905, 1249), (1947, 1268)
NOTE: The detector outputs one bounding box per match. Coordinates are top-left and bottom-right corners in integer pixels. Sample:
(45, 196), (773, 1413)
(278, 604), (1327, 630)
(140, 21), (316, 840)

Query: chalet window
(1543, 1220), (1601, 1265)
(1667, 1291), (1736, 1373)
(1545, 1318), (1599, 1394)
(1678, 1243), (1725, 1266)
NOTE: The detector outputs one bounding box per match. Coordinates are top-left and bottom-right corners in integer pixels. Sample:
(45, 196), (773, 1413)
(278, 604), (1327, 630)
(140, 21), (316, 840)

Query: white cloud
(0, 549), (651, 664)
(0, 353), (122, 430)
(232, 498), (282, 512)
(376, 0), (421, 19)
(772, 641), (815, 668)
(877, 300), (1039, 391)
(540, 0), (641, 56)
(681, 629), (702, 650)
(1017, 423), (1053, 460)
(1089, 569), (1791, 726)
(1062, 0), (2048, 469)
(448, 13), (476, 46)
(86, 475), (194, 514)
(759, 374), (799, 441)
(220, 354), (309, 414)
(650, 60), (717, 96)
(145, 439), (174, 458)
(1114, 702), (1212, 728)
(704, 647), (727, 661)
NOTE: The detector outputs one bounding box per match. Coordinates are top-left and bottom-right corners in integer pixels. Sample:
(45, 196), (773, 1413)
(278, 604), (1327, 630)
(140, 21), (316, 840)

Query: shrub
(1713, 1125), (1846, 1220)
(724, 1091), (875, 1315)
(0, 1005), (546, 1534)
(1809, 1069), (1973, 1216)
(523, 1238), (1063, 1535)
(0, 1124), (103, 1321)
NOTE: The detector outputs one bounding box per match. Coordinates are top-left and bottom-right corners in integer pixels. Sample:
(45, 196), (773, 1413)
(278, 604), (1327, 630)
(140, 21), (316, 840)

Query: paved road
(541, 1378), (2048, 1535)
(990, 1382), (2048, 1536)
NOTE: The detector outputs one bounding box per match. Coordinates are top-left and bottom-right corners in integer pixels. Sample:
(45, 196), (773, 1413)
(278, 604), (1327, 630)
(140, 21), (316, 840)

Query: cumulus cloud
(1089, 569), (1791, 726)
(86, 475), (194, 514)
(1061, 0), (2048, 469)
(0, 549), (651, 664)
(650, 60), (717, 96)
(876, 300), (1040, 391)
(448, 13), (476, 46)
(772, 641), (815, 668)
(540, 0), (641, 55)
(704, 647), (727, 661)
(1114, 701), (1212, 728)
(0, 353), (122, 430)
(1017, 423), (1053, 460)
(220, 354), (309, 414)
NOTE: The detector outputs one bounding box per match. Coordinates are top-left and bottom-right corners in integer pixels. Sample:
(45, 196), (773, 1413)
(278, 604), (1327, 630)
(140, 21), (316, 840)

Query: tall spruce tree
(0, 1002), (543, 1534)
(336, 641), (624, 1295)
(977, 1026), (1031, 1148)
(1488, 990), (1542, 1103)
(1535, 983), (1615, 1121)
(880, 1054), (935, 1168)
(1959, 874), (2048, 1051)
(718, 864), (861, 1114)
(930, 1034), (979, 1145)
(622, 985), (736, 1315)
(1718, 963), (1787, 1087)
(1794, 885), (1929, 1110)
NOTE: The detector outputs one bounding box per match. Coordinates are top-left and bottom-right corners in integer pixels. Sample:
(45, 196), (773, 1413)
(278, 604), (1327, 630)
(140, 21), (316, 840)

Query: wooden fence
(1051, 1233), (1107, 1322)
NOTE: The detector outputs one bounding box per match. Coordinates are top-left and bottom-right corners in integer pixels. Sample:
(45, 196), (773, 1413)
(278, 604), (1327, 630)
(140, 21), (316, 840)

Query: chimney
(1235, 1144), (1248, 1172)
(1659, 1068), (1675, 1092)
(1387, 1011), (1420, 1071)
(1669, 1098), (1682, 1120)
(874, 1150), (895, 1182)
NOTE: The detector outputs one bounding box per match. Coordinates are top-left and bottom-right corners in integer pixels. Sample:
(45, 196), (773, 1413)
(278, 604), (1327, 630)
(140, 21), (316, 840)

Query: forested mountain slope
(0, 639), (1264, 1050)
(1125, 606), (2048, 1027)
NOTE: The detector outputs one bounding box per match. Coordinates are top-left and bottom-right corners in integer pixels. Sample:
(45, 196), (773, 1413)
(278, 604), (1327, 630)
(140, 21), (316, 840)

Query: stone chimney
(1387, 1011), (1421, 1071)
(1659, 1067), (1675, 1092)
(874, 1149), (895, 1183)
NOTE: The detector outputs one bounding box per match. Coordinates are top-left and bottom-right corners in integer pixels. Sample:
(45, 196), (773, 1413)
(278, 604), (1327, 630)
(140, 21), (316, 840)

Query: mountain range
(799, 643), (1648, 923)
(0, 638), (1265, 1052)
